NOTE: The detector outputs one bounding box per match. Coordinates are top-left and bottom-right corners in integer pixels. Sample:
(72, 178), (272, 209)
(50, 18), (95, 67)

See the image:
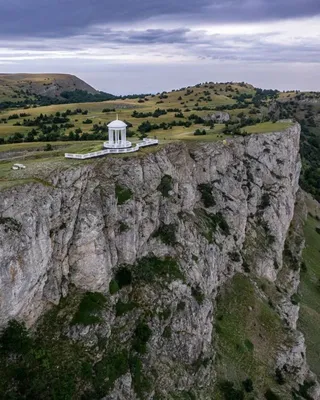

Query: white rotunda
(65, 114), (159, 159)
(103, 117), (132, 149)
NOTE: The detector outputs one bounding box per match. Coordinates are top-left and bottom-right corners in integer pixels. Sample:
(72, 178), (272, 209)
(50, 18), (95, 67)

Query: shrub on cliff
(218, 380), (244, 400)
(72, 292), (107, 325)
(153, 223), (177, 245)
(115, 184), (133, 205)
(134, 256), (184, 283)
(157, 175), (173, 197)
(198, 183), (216, 207)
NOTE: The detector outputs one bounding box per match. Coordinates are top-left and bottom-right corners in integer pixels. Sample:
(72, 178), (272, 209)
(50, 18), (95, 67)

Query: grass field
(299, 206), (320, 379)
(214, 274), (292, 399)
(241, 121), (293, 134)
(0, 125), (29, 137)
(0, 82), (295, 190)
(0, 83), (292, 143)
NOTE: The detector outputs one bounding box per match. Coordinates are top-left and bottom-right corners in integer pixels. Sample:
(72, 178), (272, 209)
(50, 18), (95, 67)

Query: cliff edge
(0, 124), (318, 398)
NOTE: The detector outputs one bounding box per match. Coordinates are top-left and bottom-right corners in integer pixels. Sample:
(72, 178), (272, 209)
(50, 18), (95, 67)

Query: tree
(44, 143), (53, 151)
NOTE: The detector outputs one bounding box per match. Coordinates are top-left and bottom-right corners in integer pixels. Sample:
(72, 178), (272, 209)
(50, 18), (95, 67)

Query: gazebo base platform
(103, 141), (132, 149)
(65, 139), (159, 160)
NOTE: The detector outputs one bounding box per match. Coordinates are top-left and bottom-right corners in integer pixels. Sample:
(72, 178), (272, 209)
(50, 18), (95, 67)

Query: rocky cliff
(0, 124), (318, 399)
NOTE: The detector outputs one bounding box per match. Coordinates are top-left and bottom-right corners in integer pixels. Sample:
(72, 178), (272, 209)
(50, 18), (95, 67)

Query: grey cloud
(0, 0), (319, 38)
(1, 27), (319, 64)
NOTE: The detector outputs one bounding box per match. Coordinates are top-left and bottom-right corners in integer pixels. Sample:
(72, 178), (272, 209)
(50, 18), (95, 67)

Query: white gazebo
(104, 117), (132, 149)
(65, 115), (159, 159)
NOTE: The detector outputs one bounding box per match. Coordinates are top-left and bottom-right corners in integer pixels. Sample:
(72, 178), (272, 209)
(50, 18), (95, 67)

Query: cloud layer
(0, 0), (319, 91)
(1, 25), (319, 64)
(0, 0), (320, 37)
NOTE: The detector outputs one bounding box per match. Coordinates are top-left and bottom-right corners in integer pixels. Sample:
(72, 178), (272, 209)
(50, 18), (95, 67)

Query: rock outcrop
(0, 123), (318, 398)
(205, 111), (230, 122)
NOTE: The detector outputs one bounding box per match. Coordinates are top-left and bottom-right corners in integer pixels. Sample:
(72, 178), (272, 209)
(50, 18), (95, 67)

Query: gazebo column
(110, 129), (113, 144)
(121, 128), (126, 143)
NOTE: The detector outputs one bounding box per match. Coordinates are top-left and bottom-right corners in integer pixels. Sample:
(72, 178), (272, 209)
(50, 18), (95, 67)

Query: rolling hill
(0, 73), (98, 102)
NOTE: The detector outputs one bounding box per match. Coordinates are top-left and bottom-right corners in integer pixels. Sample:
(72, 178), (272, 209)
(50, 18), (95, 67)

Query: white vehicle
(12, 163), (26, 170)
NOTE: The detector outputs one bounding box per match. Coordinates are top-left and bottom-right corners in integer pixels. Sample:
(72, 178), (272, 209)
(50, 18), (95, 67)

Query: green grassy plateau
(0, 81), (296, 190)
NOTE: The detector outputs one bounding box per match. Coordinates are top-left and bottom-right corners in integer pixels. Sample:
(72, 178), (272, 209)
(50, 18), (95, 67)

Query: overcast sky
(0, 0), (320, 94)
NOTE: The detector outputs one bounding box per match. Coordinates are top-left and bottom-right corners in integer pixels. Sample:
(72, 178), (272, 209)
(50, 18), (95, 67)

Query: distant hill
(0, 73), (98, 102)
(0, 73), (119, 108)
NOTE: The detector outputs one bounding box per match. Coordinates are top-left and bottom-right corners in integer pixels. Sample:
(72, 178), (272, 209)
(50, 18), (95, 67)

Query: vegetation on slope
(0, 79), (301, 190)
(0, 73), (99, 104)
(0, 81), (293, 145)
(299, 206), (320, 379)
(214, 274), (293, 399)
(0, 255), (186, 399)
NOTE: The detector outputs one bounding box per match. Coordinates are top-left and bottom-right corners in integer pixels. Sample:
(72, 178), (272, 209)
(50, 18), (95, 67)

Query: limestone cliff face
(0, 124), (318, 398)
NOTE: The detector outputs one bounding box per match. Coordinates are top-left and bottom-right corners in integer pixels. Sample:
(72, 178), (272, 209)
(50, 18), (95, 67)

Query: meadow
(0, 82), (293, 188)
(299, 199), (320, 378)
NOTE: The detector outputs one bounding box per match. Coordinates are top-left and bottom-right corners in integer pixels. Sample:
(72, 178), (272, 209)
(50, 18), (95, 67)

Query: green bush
(109, 279), (119, 295)
(153, 223), (177, 245)
(115, 184), (133, 205)
(0, 320), (32, 356)
(260, 193), (271, 209)
(44, 143), (53, 151)
(157, 175), (173, 197)
(218, 380), (244, 400)
(177, 301), (186, 311)
(242, 260), (251, 273)
(264, 389), (280, 400)
(134, 256), (184, 283)
(275, 368), (285, 385)
(116, 300), (137, 316)
(193, 129), (207, 136)
(159, 307), (171, 320)
(242, 378), (254, 393)
(244, 339), (254, 351)
(291, 293), (301, 305)
(191, 286), (205, 305)
(0, 319), (93, 399)
(301, 261), (307, 272)
(0, 217), (22, 233)
(72, 292), (107, 325)
(115, 267), (132, 288)
(292, 380), (315, 400)
(216, 212), (230, 235)
(0, 301), (140, 399)
(129, 355), (152, 398)
(228, 252), (241, 262)
(119, 222), (129, 233)
(195, 209), (230, 242)
(198, 183), (216, 207)
(94, 350), (129, 394)
(162, 326), (172, 339)
(132, 322), (152, 354)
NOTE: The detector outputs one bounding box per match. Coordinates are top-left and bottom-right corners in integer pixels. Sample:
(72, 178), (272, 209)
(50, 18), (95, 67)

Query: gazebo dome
(107, 119), (127, 129)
